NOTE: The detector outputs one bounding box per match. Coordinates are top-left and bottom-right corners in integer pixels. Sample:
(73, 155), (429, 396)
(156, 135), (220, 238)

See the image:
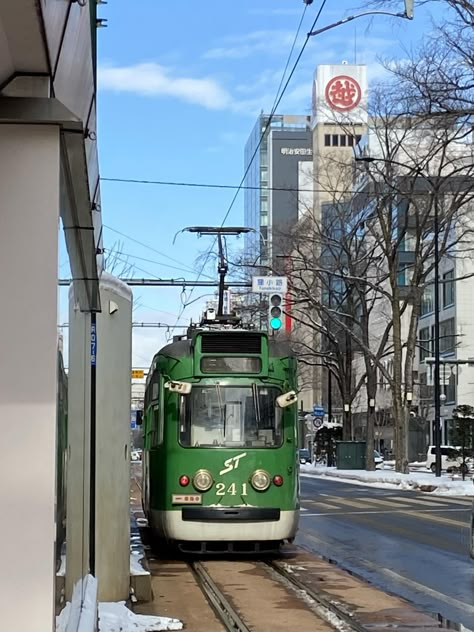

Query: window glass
(152, 405), (163, 446)
(421, 284), (434, 316)
(443, 269), (455, 308)
(440, 318), (455, 354)
(332, 134), (339, 147)
(201, 357), (262, 373)
(419, 327), (431, 362)
(324, 134), (331, 146)
(179, 385), (282, 448)
(340, 134), (347, 146)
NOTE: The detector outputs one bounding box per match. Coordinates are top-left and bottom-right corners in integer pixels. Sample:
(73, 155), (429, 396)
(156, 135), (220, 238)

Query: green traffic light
(270, 317), (282, 330)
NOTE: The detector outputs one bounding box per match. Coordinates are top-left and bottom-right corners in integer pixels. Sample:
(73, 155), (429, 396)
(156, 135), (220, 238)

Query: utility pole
(183, 226), (252, 316)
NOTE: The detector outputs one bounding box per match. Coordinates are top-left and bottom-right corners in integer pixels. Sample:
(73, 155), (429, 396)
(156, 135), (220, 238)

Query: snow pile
(301, 464), (474, 496)
(98, 602), (182, 631)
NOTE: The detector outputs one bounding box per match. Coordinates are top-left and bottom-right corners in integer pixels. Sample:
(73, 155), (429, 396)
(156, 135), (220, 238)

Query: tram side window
(151, 405), (164, 447)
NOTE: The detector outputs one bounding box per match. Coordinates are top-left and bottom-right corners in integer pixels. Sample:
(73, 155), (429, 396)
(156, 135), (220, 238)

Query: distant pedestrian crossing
(300, 492), (472, 527)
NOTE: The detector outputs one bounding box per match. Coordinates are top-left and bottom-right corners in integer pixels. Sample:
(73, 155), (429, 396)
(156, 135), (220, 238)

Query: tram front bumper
(151, 508), (299, 542)
(182, 506), (280, 522)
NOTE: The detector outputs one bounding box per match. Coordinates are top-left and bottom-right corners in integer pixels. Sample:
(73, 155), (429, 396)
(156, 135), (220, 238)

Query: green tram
(141, 328), (299, 553)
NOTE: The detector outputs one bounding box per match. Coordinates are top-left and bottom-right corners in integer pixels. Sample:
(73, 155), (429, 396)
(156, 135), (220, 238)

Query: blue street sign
(131, 410), (137, 429)
(313, 405), (325, 418)
(91, 322), (97, 366)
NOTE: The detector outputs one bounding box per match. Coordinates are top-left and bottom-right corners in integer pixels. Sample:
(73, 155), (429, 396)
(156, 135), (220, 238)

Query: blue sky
(59, 0), (442, 368)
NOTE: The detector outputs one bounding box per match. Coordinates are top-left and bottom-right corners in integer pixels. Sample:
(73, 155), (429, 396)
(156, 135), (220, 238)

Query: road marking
(302, 501), (341, 510)
(300, 508), (469, 518)
(325, 497), (373, 509)
(301, 531), (474, 616)
(360, 497), (412, 508)
(401, 508), (468, 528)
(390, 495), (471, 507)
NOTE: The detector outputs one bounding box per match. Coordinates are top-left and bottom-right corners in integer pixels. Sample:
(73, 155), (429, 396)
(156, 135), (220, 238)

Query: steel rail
(264, 560), (367, 632)
(191, 561), (252, 632)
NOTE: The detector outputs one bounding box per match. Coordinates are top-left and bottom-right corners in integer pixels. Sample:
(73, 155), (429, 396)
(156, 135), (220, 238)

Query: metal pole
(327, 369), (332, 427)
(89, 312), (97, 574)
(433, 199), (442, 477)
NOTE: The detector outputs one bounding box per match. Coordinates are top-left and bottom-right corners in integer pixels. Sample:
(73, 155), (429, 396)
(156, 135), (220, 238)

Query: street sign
(252, 276), (288, 293)
(132, 369), (145, 379)
(427, 364), (452, 386)
(130, 410), (137, 429)
(313, 405), (325, 418)
(90, 322), (97, 366)
(313, 418), (323, 429)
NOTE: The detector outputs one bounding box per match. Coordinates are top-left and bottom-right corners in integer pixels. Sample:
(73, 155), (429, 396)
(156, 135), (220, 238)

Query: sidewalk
(300, 463), (474, 496)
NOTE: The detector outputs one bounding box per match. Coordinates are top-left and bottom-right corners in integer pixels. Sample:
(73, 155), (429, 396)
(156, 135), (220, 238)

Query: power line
(168, 2), (326, 337)
(103, 224), (212, 278)
(104, 247), (214, 279)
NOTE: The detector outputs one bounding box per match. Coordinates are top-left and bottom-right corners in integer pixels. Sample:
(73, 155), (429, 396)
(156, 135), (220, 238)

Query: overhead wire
(167, 1), (327, 337)
(103, 224), (209, 277)
(103, 247), (214, 279)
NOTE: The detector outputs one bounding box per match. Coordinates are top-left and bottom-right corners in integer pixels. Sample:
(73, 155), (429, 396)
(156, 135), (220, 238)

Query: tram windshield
(179, 385), (283, 448)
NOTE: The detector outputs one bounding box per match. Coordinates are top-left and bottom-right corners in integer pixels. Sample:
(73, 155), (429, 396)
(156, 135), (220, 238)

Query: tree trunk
(392, 294), (408, 473)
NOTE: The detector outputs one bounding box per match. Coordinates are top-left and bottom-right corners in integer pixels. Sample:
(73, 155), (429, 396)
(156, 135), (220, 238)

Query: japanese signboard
(312, 64), (367, 127)
(132, 369), (145, 379)
(325, 75), (362, 112)
(252, 276), (288, 293)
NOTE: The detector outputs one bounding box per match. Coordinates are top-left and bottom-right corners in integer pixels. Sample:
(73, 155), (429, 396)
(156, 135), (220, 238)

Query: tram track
(263, 560), (365, 632)
(191, 561), (252, 632)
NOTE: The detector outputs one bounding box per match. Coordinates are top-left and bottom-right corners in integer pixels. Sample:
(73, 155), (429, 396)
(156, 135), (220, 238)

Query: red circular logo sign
(325, 75), (361, 112)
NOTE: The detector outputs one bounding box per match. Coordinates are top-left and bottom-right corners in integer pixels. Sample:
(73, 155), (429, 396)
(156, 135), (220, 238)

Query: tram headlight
(250, 469), (271, 491)
(192, 469), (214, 492)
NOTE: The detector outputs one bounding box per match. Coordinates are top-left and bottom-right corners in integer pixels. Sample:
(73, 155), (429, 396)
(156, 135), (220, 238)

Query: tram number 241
(216, 482), (248, 496)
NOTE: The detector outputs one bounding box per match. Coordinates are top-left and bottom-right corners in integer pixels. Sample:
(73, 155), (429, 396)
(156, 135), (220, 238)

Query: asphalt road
(297, 475), (474, 630)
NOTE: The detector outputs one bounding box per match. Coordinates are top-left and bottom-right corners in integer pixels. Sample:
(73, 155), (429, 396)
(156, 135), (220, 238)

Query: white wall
(0, 125), (60, 631)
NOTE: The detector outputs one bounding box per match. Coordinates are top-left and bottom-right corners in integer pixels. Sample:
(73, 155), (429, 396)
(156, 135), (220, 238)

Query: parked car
(131, 449), (142, 462)
(299, 448), (312, 464)
(425, 445), (470, 472)
(374, 450), (384, 467)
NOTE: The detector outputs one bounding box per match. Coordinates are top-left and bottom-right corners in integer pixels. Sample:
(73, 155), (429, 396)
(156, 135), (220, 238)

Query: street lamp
(307, 1), (413, 38)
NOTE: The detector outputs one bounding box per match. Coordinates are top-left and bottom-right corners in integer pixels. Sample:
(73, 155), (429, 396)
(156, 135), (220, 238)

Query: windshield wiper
(252, 383), (261, 427)
(215, 383), (225, 437)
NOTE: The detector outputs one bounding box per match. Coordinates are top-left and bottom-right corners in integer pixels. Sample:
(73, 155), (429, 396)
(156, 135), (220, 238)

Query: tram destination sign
(252, 276), (288, 293)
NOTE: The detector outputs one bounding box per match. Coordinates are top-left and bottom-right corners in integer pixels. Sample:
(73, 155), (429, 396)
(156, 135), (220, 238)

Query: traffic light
(269, 293), (283, 330)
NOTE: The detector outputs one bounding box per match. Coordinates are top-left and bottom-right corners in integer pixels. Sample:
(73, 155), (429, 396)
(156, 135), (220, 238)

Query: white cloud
(203, 30), (297, 60)
(98, 62), (232, 110)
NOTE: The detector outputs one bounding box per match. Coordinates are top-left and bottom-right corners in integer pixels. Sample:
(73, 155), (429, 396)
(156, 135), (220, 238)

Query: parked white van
(425, 445), (468, 472)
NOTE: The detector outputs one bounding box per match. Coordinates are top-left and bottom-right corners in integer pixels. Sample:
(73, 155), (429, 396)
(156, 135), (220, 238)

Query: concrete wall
(95, 273), (133, 601)
(0, 125), (60, 631)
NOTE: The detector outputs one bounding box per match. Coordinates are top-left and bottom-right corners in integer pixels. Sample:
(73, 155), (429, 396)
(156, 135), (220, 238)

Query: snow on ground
(300, 463), (474, 496)
(98, 602), (182, 632)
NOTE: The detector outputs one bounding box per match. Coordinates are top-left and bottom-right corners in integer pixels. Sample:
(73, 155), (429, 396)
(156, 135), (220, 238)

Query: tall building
(298, 64), (368, 414)
(244, 113), (312, 273)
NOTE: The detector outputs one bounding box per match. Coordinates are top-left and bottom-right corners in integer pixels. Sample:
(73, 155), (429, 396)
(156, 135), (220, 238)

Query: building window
(332, 134), (339, 146)
(442, 270), (455, 308)
(419, 327), (431, 362)
(348, 136), (354, 147)
(356, 135), (362, 145)
(444, 371), (456, 404)
(324, 134), (331, 146)
(440, 318), (455, 355)
(421, 284), (434, 316)
(340, 135), (347, 147)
